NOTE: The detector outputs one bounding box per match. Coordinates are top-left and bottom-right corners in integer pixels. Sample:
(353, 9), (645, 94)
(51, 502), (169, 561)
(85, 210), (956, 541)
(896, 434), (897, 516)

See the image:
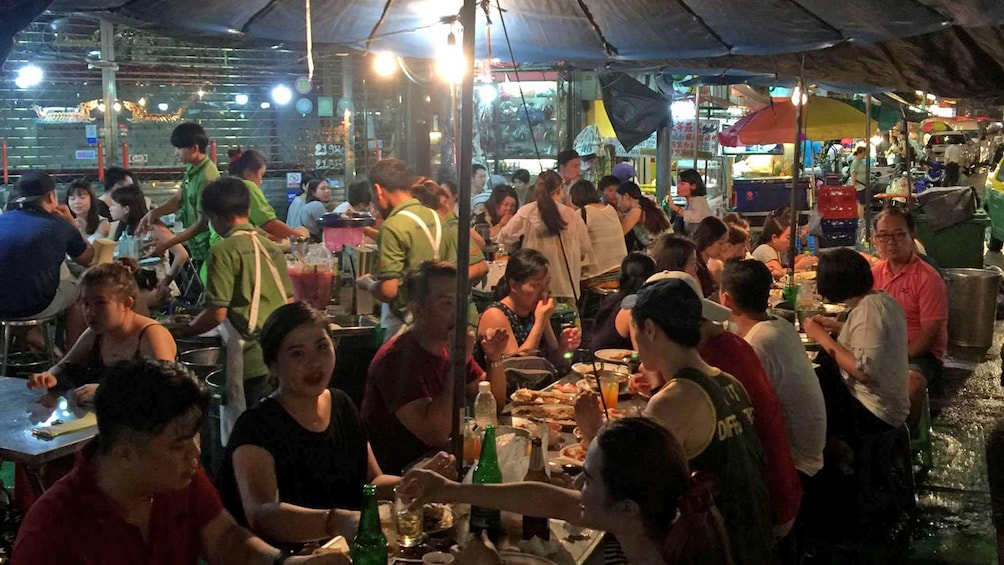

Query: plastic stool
(910, 389), (934, 471)
(0, 315), (58, 377)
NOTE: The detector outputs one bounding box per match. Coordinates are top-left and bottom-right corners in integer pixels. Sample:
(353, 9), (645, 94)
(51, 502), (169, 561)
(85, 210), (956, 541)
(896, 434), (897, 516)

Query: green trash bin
(914, 210), (989, 269)
(986, 188), (1004, 242)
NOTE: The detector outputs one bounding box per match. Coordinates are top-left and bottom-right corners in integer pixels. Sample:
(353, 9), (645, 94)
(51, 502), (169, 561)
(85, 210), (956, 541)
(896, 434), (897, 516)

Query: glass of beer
(599, 372), (620, 410)
(394, 485), (424, 548)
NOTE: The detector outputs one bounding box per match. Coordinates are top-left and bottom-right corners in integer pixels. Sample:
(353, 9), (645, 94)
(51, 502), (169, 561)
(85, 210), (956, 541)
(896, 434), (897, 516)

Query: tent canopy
(4, 1), (1004, 98)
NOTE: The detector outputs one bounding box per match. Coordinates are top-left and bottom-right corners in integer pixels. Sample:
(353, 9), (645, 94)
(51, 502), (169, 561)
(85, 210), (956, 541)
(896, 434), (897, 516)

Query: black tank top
(673, 368), (774, 565)
(62, 324), (154, 388)
(489, 301), (535, 347)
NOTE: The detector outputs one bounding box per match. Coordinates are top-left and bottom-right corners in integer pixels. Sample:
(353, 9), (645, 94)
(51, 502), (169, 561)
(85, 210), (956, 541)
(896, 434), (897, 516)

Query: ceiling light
(373, 52), (398, 77)
(260, 101), (271, 109)
(436, 32), (466, 84)
(14, 65), (43, 89)
(271, 85), (292, 105)
(158, 103), (169, 111)
(234, 94), (249, 105)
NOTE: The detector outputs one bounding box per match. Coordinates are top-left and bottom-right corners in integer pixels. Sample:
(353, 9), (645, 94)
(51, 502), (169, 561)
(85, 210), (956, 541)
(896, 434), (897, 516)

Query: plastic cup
(288, 264), (334, 310)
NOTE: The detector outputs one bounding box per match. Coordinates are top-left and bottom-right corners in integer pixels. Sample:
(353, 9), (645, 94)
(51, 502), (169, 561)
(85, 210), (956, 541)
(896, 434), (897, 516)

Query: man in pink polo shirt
(871, 207), (948, 432)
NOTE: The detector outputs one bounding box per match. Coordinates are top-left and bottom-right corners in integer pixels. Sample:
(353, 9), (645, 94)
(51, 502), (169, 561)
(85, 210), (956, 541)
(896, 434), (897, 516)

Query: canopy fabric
(5, 1), (1004, 99)
(719, 97), (870, 146)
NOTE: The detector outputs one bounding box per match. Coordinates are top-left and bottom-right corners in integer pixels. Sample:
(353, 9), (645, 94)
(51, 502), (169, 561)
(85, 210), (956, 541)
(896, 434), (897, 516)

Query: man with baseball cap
(576, 271), (774, 564)
(0, 171), (94, 321)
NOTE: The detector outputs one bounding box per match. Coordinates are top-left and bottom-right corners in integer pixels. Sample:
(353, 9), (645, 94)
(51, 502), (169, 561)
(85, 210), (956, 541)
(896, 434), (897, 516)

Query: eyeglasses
(874, 231), (909, 243)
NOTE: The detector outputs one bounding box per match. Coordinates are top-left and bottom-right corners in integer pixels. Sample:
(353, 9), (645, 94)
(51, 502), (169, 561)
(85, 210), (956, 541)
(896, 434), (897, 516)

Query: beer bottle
(351, 483), (388, 565)
(470, 425), (503, 543)
(521, 436), (551, 540)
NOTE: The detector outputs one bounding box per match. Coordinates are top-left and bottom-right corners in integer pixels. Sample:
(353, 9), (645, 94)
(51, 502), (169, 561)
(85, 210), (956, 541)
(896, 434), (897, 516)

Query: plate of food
(571, 362), (631, 379)
(510, 404), (576, 429)
(574, 378), (630, 397)
(550, 381), (579, 395)
(593, 349), (637, 365)
(558, 443), (587, 463)
(424, 503), (455, 536)
(510, 417), (563, 448)
(509, 388), (574, 406)
(794, 270), (817, 281)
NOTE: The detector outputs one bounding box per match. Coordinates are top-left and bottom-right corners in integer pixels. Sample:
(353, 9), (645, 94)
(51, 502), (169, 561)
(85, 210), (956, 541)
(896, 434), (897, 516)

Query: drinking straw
(592, 358), (610, 420)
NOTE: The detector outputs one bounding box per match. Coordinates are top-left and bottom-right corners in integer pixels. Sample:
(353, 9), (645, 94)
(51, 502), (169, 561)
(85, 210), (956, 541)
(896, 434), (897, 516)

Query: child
(170, 177), (292, 437)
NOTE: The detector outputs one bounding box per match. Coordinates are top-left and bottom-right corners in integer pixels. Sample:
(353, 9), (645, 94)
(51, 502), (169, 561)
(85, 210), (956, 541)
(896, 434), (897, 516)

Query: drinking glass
(599, 372), (619, 410)
(378, 500), (399, 554)
(394, 484), (424, 548)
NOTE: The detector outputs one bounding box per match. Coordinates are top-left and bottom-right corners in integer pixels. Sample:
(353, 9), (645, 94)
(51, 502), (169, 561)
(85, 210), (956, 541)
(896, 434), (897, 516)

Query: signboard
(286, 172), (302, 188)
(85, 125), (98, 144)
(670, 119), (720, 156)
(317, 96), (334, 117)
(129, 153), (149, 164)
(75, 149), (97, 160)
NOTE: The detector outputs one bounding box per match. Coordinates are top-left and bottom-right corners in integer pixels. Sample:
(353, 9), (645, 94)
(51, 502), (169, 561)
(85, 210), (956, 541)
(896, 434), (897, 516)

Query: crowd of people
(0, 126), (950, 563)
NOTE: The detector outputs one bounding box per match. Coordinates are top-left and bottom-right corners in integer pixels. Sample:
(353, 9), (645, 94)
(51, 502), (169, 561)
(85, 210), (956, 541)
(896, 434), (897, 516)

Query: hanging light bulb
(436, 31), (466, 84)
(790, 84), (808, 106)
(373, 52), (398, 77)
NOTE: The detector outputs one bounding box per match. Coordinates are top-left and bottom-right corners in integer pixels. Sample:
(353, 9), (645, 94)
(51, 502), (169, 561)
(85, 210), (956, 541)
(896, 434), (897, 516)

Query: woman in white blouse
(498, 171), (592, 302)
(569, 180), (627, 288)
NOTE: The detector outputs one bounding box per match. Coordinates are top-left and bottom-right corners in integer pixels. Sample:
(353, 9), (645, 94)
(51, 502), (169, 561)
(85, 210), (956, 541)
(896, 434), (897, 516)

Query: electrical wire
(495, 0), (544, 172)
(365, 0), (395, 54)
(574, 0), (619, 57)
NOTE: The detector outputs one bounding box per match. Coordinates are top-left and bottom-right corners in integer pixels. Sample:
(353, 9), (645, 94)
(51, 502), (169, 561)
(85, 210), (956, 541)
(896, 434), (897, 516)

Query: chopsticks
(591, 358), (610, 420)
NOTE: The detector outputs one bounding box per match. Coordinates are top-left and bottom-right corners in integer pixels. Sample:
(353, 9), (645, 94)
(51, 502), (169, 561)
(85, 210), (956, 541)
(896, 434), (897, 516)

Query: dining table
(0, 377), (98, 493)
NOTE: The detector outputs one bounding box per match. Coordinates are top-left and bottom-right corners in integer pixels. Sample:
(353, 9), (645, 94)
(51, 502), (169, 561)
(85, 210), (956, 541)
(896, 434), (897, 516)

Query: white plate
(500, 551), (558, 565)
(593, 349), (637, 364)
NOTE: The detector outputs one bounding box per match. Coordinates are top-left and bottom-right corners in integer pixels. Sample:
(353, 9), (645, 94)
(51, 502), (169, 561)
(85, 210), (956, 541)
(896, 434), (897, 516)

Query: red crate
(817, 185), (857, 219)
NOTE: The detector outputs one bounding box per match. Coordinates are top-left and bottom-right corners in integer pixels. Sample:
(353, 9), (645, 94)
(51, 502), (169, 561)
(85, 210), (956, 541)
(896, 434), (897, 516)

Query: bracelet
(273, 548), (294, 564)
(488, 358), (505, 369)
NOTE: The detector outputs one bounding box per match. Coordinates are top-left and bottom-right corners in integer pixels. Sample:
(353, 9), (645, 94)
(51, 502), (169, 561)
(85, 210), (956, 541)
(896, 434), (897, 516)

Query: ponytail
(534, 171), (566, 236)
(661, 472), (734, 565)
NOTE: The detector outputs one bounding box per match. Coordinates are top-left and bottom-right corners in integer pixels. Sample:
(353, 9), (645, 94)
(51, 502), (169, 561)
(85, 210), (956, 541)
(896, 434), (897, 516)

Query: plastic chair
(0, 314), (58, 377)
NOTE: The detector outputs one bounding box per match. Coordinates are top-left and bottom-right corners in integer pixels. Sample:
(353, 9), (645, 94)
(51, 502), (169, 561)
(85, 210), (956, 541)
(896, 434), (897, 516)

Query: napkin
(33, 412), (97, 439)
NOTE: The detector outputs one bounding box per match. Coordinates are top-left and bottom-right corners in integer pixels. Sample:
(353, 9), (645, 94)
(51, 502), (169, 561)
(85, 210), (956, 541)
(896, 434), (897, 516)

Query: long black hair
(618, 181), (670, 234)
(569, 179), (600, 223)
(485, 185), (519, 224)
(228, 149), (267, 179)
(493, 248), (549, 301)
(692, 216), (728, 255)
(110, 184), (149, 240)
(534, 170), (566, 236)
(65, 179), (101, 235)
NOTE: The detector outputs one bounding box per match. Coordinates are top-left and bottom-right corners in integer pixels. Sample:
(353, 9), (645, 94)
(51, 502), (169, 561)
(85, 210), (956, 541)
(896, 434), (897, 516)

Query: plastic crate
(734, 178), (810, 213)
(820, 218), (858, 235)
(818, 232), (857, 248)
(817, 186), (858, 219)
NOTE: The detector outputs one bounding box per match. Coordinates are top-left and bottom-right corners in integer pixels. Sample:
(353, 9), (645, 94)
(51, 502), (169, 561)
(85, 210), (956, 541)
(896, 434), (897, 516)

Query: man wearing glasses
(871, 207), (948, 434)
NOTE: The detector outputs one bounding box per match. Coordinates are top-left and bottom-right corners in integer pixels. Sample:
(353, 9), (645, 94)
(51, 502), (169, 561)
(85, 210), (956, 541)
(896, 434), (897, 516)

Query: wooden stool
(0, 314), (58, 377)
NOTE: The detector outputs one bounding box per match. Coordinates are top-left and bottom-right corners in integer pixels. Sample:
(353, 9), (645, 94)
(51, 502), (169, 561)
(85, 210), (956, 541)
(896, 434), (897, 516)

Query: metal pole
(656, 121), (671, 204)
(693, 87), (701, 171)
(789, 84), (804, 267)
(343, 54), (356, 183)
(864, 94), (873, 242)
(451, 0), (476, 475)
(99, 20), (119, 166)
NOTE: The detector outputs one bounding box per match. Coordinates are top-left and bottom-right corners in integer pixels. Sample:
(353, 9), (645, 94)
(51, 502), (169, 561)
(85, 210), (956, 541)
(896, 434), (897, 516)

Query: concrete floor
(907, 325), (1004, 564)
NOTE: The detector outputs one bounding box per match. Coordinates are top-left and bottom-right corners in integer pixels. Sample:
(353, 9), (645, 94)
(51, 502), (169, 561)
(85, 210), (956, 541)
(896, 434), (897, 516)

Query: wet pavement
(907, 324), (1004, 564)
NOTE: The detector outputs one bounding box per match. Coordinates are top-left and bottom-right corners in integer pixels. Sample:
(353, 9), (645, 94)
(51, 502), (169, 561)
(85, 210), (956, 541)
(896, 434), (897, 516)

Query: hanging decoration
(122, 101), (186, 123)
(305, 0), (314, 81)
(32, 100), (99, 123)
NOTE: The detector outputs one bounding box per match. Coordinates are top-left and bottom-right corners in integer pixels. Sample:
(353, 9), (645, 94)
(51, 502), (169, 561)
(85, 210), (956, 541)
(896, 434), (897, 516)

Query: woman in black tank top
(27, 260), (176, 405)
(476, 248), (581, 364)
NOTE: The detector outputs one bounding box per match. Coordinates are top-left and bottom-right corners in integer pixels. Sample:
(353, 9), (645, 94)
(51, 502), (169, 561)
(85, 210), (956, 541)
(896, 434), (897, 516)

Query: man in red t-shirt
(12, 360), (343, 565)
(870, 207), (948, 432)
(362, 261), (509, 474)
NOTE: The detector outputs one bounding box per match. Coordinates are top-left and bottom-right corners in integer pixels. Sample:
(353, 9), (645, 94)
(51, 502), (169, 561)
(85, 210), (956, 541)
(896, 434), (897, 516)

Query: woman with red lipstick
(216, 302), (455, 545)
(26, 260), (176, 405)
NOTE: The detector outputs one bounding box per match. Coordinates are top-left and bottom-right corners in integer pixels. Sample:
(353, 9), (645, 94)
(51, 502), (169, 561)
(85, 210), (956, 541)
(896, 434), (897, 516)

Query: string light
(436, 31), (466, 84)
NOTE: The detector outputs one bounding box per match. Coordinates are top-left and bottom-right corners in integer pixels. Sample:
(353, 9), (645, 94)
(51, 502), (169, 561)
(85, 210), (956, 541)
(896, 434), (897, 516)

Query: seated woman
(402, 417), (733, 565)
(27, 260), (176, 405)
(691, 217), (729, 299)
(802, 248), (910, 441)
(216, 302), (455, 545)
(616, 181), (671, 252)
(477, 248), (580, 361)
(65, 179), (110, 243)
(590, 253), (655, 352)
(109, 183), (190, 304)
(297, 178), (333, 242)
(474, 185), (519, 240)
(751, 216), (799, 280)
(650, 233), (699, 280)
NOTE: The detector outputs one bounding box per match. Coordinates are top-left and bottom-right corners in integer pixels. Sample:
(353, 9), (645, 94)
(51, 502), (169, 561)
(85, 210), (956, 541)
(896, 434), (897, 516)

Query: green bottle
(470, 425), (503, 543)
(351, 484), (388, 565)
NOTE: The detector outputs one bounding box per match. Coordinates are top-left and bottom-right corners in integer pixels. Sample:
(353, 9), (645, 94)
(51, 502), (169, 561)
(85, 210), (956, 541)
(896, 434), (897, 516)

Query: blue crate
(734, 178), (810, 213)
(820, 218), (858, 235)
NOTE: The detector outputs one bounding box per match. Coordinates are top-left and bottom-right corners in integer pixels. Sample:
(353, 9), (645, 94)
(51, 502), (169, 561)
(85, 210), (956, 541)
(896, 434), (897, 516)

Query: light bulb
(271, 85), (293, 105)
(373, 52), (397, 77)
(436, 33), (466, 84)
(14, 65), (43, 89)
(790, 85), (808, 106)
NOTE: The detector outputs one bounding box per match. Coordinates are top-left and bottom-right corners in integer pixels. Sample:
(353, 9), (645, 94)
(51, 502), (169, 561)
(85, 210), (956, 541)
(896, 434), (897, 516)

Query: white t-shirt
(744, 318), (827, 475)
(944, 143), (963, 165)
(837, 292), (910, 427)
(751, 244), (781, 266)
(332, 201), (352, 214)
(682, 195), (713, 232)
(581, 204), (627, 279)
